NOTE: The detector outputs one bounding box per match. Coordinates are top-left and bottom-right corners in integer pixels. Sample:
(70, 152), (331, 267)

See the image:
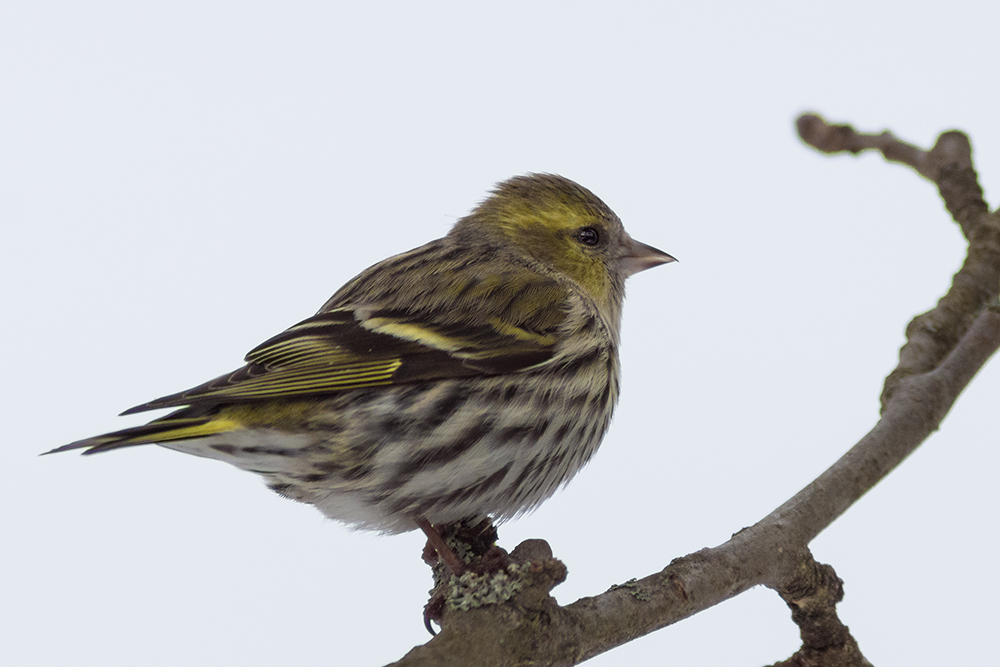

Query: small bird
(50, 174), (674, 562)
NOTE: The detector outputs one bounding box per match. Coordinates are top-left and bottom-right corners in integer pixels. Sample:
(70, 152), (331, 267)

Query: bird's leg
(416, 518), (468, 575)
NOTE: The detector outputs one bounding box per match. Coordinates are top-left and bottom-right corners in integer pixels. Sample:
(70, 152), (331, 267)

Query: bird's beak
(618, 236), (676, 276)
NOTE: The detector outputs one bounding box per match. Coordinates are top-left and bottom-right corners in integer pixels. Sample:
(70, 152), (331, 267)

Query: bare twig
(797, 113), (1000, 407)
(390, 116), (1000, 666)
(796, 113), (989, 235)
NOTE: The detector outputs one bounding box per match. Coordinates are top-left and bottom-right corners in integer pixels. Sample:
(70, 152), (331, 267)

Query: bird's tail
(45, 414), (240, 456)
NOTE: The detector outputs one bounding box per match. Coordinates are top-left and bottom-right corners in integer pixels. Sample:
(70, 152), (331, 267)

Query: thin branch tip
(795, 113), (861, 155)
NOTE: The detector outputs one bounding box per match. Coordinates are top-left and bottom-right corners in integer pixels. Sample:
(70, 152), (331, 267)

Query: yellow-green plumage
(51, 174), (674, 533)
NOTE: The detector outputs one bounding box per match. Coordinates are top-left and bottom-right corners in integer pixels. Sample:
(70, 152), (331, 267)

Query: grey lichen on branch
(390, 115), (1000, 667)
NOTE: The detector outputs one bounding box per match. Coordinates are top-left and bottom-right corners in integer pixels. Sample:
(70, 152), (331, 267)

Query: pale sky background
(3, 3), (999, 666)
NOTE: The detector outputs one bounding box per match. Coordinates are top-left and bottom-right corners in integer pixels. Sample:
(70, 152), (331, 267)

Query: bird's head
(450, 173), (674, 309)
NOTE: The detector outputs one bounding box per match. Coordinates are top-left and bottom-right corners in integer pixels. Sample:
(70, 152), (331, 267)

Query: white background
(3, 2), (998, 665)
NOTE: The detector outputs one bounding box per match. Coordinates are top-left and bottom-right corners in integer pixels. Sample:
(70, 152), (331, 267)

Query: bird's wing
(122, 271), (571, 415)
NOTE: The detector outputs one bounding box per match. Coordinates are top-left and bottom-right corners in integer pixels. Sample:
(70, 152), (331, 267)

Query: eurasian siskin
(51, 173), (674, 548)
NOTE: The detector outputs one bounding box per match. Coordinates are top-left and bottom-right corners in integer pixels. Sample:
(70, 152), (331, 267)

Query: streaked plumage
(50, 174), (674, 534)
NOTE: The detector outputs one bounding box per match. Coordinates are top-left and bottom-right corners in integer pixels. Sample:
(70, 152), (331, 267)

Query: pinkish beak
(618, 236), (676, 276)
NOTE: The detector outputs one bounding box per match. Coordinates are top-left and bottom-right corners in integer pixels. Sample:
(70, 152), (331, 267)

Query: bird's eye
(577, 227), (600, 246)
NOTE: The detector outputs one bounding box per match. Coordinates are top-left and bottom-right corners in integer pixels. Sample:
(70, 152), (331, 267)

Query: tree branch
(390, 115), (1000, 666)
(766, 558), (870, 667)
(796, 113), (998, 407)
